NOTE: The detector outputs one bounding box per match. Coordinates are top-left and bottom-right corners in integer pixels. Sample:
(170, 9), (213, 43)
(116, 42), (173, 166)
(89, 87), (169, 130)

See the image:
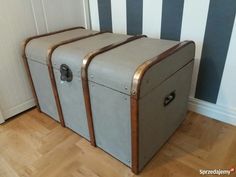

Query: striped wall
(88, 0), (236, 124)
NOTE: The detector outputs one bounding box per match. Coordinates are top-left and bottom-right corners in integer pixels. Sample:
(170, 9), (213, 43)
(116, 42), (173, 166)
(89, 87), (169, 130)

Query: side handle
(164, 91), (176, 107)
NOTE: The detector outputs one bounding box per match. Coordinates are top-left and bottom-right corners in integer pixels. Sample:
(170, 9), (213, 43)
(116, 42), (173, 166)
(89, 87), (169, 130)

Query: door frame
(83, 0), (91, 29)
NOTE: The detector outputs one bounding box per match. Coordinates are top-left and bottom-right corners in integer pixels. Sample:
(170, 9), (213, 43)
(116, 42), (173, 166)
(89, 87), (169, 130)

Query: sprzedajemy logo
(199, 167), (235, 175)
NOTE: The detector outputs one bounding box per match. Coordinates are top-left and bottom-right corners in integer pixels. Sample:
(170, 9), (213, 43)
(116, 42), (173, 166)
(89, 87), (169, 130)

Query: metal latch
(60, 64), (73, 82)
(164, 91), (176, 107)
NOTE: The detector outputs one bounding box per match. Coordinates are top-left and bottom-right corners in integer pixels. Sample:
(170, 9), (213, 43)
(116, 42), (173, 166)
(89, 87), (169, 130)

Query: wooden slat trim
(81, 35), (147, 147)
(47, 32), (106, 127)
(22, 26), (84, 113)
(130, 40), (195, 174)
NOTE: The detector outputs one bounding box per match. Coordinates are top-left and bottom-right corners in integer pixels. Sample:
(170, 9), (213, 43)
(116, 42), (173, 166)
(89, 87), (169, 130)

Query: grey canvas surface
(88, 39), (194, 168)
(28, 60), (60, 121)
(54, 69), (90, 139)
(88, 38), (179, 95)
(26, 28), (96, 121)
(52, 33), (130, 139)
(138, 61), (194, 170)
(140, 43), (195, 97)
(26, 29), (97, 65)
(52, 33), (129, 71)
(89, 82), (132, 166)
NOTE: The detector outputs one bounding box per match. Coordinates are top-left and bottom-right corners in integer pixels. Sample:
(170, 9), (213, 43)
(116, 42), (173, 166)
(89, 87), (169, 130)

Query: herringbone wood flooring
(0, 109), (235, 177)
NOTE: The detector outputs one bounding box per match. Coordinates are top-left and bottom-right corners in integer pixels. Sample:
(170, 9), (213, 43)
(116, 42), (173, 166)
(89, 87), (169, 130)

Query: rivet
(90, 74), (94, 79)
(125, 86), (128, 90)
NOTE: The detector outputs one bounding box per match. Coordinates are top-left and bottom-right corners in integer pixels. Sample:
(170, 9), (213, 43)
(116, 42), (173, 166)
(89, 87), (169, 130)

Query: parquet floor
(0, 109), (235, 177)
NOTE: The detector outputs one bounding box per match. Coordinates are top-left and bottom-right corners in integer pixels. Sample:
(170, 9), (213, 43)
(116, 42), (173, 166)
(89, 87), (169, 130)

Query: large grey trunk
(24, 27), (195, 174)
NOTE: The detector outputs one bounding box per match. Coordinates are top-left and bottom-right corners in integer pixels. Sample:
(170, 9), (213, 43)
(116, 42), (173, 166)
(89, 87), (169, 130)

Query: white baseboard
(188, 97), (236, 126)
(1, 98), (36, 122)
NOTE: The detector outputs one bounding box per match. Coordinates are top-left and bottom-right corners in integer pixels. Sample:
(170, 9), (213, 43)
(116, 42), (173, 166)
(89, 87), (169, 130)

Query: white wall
(0, 0), (88, 122)
(180, 0), (210, 98)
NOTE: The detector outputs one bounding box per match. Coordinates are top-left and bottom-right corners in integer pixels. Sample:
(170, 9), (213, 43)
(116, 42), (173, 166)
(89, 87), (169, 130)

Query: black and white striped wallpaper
(89, 0), (236, 109)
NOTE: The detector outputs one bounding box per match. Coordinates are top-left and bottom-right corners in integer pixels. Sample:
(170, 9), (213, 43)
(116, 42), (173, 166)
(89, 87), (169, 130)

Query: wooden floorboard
(0, 109), (235, 177)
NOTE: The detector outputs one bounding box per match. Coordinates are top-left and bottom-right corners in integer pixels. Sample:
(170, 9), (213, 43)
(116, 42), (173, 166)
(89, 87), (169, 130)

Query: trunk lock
(60, 64), (73, 82)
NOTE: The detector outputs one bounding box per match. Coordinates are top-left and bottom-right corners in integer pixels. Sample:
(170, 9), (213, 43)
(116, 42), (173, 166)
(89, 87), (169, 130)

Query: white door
(0, 0), (89, 122)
